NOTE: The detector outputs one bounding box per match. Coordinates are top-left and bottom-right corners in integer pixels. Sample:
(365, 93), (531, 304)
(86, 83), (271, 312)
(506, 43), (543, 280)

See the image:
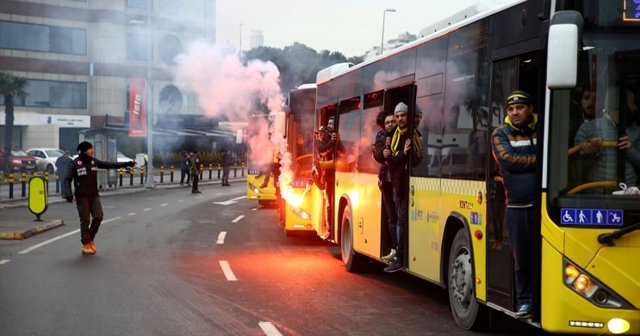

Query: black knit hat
(76, 141), (93, 153)
(506, 90), (532, 106)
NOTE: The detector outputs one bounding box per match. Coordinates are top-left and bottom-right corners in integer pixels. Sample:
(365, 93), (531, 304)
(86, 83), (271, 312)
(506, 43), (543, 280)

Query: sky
(216, 0), (481, 58)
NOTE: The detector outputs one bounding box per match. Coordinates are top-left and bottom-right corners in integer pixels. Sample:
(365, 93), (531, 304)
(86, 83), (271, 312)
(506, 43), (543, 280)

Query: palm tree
(0, 72), (29, 173)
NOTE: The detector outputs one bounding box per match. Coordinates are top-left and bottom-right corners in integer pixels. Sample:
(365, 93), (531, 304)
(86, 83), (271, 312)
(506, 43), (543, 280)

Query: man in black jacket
(373, 111), (397, 262)
(64, 141), (135, 255)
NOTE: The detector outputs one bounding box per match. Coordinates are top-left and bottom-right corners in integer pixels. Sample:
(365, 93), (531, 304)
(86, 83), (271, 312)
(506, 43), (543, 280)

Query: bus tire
(340, 206), (364, 273)
(447, 229), (487, 330)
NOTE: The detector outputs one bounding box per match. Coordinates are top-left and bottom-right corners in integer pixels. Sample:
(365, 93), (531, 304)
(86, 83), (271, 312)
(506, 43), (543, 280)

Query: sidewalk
(0, 176), (245, 240)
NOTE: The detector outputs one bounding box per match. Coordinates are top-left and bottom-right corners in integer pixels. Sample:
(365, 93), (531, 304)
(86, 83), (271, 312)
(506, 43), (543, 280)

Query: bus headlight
(291, 206), (310, 220)
(608, 318), (630, 334)
(563, 259), (632, 309)
(248, 182), (261, 193)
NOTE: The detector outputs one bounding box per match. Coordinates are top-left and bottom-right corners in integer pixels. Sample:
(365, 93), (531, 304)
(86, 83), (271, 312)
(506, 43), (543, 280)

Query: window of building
(0, 21), (86, 55)
(127, 33), (149, 60)
(13, 80), (87, 109)
(127, 0), (149, 9)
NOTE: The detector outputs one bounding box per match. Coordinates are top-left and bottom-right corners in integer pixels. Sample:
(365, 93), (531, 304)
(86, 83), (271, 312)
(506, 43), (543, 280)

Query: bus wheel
(340, 206), (364, 273)
(448, 229), (486, 330)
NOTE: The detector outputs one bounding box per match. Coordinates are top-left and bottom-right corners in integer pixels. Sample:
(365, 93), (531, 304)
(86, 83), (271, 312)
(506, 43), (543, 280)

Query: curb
(0, 219), (64, 240)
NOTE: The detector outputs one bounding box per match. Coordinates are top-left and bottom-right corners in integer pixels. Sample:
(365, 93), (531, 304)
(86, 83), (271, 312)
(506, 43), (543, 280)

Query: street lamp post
(239, 23), (243, 57)
(145, 5), (154, 189)
(380, 8), (396, 56)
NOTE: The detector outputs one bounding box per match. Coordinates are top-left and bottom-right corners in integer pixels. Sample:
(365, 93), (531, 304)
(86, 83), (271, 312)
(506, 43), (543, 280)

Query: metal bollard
(199, 164), (204, 180)
(217, 164), (221, 179)
(170, 165), (174, 183)
(140, 166), (145, 185)
(129, 167), (134, 186)
(209, 163), (213, 180)
(9, 173), (15, 199)
(241, 163), (245, 177)
(21, 172), (27, 197)
(160, 165), (164, 183)
(55, 174), (60, 193)
(233, 163), (237, 177)
(119, 168), (124, 187)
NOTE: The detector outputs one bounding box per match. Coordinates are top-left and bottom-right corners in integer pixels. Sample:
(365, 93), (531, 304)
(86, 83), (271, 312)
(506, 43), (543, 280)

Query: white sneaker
(381, 249), (396, 263)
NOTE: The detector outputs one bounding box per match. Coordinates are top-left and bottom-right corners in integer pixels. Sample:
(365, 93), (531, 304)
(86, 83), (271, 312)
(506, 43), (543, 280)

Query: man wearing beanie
(63, 141), (135, 255)
(491, 90), (537, 319)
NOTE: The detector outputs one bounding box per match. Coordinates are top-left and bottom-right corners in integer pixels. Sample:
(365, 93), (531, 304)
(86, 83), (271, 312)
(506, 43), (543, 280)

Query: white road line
(251, 207), (259, 211)
(216, 231), (227, 244)
(143, 208), (151, 211)
(213, 195), (247, 205)
(160, 203), (168, 207)
(259, 322), (283, 336)
(18, 217), (121, 255)
(231, 215), (244, 223)
(178, 199), (184, 202)
(128, 212), (136, 216)
(219, 260), (238, 281)
(0, 259), (10, 265)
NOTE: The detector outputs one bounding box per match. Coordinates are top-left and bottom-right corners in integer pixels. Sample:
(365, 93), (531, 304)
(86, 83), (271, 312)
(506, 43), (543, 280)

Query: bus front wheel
(447, 229), (487, 330)
(340, 206), (365, 273)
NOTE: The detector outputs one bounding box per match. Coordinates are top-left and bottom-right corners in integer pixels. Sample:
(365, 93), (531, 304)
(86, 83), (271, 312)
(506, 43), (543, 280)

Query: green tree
(0, 72), (28, 173)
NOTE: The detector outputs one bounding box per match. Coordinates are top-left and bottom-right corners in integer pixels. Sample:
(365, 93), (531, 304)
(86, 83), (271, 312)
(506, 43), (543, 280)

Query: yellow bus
(310, 0), (640, 333)
(246, 113), (278, 206)
(280, 84), (317, 236)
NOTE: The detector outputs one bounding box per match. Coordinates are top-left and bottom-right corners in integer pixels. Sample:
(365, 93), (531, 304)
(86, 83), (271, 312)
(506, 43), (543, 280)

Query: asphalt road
(0, 184), (541, 335)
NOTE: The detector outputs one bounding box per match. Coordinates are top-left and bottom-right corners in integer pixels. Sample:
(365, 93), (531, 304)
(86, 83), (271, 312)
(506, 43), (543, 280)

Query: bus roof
(316, 0), (526, 85)
(295, 83), (317, 90)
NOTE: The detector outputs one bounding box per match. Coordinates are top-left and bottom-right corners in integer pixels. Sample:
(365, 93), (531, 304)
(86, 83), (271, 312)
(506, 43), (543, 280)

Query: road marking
(219, 260), (238, 281)
(160, 203), (168, 207)
(143, 208), (151, 211)
(0, 259), (10, 265)
(217, 231), (227, 244)
(231, 215), (244, 223)
(178, 199), (184, 203)
(213, 195), (246, 206)
(18, 217), (121, 255)
(251, 207), (259, 211)
(259, 322), (283, 336)
(128, 212), (136, 216)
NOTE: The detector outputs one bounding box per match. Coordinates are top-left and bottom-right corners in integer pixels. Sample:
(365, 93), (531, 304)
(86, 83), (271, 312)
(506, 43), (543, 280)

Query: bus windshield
(549, 0), (640, 227)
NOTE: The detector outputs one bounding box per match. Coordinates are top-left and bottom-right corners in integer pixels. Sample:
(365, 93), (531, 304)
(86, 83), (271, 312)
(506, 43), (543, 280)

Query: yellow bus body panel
(541, 193), (640, 334)
(283, 185), (313, 232)
(246, 174), (277, 201)
(28, 176), (48, 215)
(345, 172), (382, 259)
(409, 177), (487, 299)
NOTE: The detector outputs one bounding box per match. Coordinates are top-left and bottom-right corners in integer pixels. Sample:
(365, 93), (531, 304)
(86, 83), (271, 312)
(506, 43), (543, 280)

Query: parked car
(117, 151), (134, 163)
(26, 148), (65, 174)
(0, 148), (38, 174)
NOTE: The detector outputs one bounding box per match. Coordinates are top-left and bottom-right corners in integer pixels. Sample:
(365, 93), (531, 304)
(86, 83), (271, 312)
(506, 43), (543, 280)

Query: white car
(26, 148), (65, 174)
(117, 151), (134, 163)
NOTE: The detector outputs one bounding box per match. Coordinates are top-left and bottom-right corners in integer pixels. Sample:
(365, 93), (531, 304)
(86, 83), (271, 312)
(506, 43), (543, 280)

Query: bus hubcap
(451, 251), (472, 307)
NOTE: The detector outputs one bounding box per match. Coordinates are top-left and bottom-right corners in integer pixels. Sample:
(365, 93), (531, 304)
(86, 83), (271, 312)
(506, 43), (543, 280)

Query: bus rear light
(562, 258), (632, 309)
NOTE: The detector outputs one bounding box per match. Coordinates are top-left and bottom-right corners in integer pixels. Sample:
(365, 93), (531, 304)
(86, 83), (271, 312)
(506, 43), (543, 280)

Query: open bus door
(486, 52), (543, 318)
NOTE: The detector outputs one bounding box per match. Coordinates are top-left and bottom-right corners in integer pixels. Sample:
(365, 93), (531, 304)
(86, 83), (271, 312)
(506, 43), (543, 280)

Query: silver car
(26, 148), (65, 174)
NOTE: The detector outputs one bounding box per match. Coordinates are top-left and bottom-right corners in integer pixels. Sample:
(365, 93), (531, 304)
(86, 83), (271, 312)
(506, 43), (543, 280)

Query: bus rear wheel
(340, 206), (365, 273)
(447, 229), (487, 330)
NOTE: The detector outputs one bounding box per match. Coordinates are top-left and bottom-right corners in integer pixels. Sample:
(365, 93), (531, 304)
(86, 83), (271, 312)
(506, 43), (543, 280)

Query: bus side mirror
(546, 11), (583, 89)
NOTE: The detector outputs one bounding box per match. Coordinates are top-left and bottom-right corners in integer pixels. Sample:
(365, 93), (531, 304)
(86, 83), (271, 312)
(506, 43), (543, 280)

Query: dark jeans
(393, 189), (408, 262)
(76, 196), (104, 245)
(58, 174), (68, 197)
(222, 166), (230, 184)
(180, 169), (190, 184)
(506, 206), (534, 307)
(191, 171), (199, 192)
(381, 182), (397, 248)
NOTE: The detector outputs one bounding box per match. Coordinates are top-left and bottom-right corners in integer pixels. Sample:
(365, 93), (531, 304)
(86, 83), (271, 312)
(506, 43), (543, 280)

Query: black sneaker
(383, 259), (403, 273)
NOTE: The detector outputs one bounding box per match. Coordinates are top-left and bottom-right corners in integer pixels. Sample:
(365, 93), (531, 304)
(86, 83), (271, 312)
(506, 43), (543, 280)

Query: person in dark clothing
(317, 116), (345, 238)
(491, 90), (537, 319)
(384, 102), (423, 273)
(221, 148), (232, 186)
(64, 141), (135, 255)
(190, 151), (201, 193)
(180, 151), (191, 186)
(373, 111), (398, 262)
(55, 150), (73, 198)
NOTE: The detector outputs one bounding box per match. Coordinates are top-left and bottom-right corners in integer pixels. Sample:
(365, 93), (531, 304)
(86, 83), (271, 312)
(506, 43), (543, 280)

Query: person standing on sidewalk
(55, 150), (73, 198)
(221, 148), (232, 186)
(63, 141), (135, 255)
(190, 150), (201, 193)
(180, 151), (191, 186)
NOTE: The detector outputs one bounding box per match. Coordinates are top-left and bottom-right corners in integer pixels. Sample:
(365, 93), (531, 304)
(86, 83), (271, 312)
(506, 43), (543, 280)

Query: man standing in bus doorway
(64, 141), (135, 255)
(384, 102), (423, 273)
(491, 91), (537, 319)
(374, 111), (398, 262)
(318, 116), (345, 238)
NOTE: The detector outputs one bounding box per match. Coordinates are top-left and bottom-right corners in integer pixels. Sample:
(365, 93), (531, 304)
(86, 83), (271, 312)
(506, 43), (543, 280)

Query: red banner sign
(128, 78), (146, 137)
